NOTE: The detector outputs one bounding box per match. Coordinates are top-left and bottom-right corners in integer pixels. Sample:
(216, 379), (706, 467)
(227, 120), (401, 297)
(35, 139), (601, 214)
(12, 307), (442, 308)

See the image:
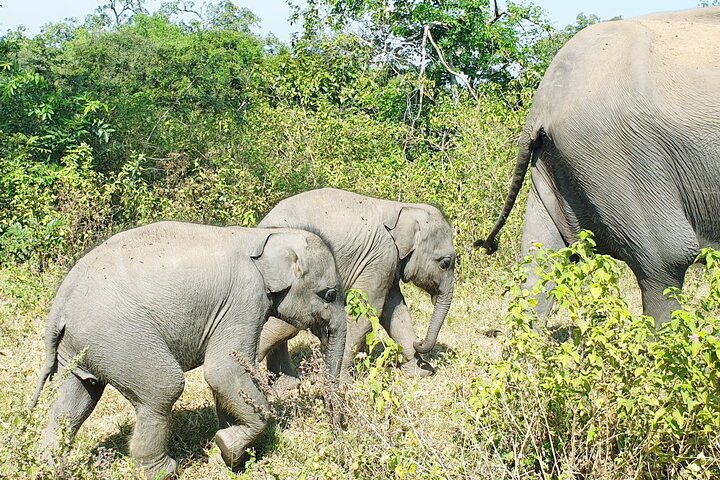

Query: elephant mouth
(310, 321), (330, 346)
(426, 283), (442, 303)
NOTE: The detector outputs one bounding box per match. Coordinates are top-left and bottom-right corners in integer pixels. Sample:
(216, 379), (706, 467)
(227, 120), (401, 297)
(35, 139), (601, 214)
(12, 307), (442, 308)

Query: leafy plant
(471, 232), (720, 478)
(346, 289), (403, 413)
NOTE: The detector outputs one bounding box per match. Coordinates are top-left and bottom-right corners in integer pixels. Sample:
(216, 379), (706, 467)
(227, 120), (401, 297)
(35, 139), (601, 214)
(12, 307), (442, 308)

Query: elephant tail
(475, 130), (535, 254)
(29, 316), (65, 409)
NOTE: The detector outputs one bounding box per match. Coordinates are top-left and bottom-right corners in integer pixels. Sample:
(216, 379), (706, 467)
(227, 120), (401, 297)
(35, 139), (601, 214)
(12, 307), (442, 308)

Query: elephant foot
(400, 356), (435, 378)
(139, 454), (178, 479)
(214, 427), (253, 470)
(272, 373), (301, 392)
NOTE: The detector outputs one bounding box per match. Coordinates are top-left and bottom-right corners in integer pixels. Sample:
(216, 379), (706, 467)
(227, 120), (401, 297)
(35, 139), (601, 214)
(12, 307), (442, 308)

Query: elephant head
(251, 231), (347, 377)
(385, 206), (456, 354)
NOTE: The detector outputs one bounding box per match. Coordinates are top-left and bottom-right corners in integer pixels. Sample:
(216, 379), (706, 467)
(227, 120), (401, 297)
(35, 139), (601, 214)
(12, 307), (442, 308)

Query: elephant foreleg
(380, 285), (434, 378)
(204, 351), (270, 470)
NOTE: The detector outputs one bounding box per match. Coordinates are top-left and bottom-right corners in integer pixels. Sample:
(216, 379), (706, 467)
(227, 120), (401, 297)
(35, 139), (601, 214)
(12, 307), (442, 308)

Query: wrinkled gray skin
(30, 221), (346, 479)
(257, 188), (456, 382)
(479, 8), (720, 328)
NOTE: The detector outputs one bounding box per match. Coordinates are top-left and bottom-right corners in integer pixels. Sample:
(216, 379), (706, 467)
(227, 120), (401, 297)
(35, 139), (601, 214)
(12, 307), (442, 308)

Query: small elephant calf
(30, 221), (346, 478)
(258, 188), (456, 382)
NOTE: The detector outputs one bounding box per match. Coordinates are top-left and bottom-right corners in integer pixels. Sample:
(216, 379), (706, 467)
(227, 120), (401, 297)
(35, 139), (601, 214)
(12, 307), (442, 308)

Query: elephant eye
(439, 257), (451, 270)
(321, 288), (337, 303)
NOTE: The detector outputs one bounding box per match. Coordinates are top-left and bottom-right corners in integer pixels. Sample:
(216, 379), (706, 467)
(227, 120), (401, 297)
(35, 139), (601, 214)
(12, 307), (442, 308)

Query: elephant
(29, 221), (347, 479)
(478, 8), (720, 327)
(256, 188), (456, 382)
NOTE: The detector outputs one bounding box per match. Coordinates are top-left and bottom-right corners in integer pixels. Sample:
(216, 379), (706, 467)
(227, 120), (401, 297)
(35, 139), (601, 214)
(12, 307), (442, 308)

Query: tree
(292, 0), (554, 94)
(85, 0), (148, 29)
(158, 0), (260, 32)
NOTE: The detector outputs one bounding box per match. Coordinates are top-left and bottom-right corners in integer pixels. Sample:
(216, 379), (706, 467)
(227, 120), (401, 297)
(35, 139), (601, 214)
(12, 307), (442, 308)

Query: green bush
(346, 289), (404, 414)
(471, 232), (720, 478)
(0, 2), (537, 272)
(0, 142), (110, 265)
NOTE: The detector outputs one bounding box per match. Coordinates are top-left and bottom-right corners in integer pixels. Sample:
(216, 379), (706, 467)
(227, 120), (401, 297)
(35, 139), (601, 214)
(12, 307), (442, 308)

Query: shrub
(471, 232), (720, 479)
(0, 143), (110, 266)
(346, 289), (404, 414)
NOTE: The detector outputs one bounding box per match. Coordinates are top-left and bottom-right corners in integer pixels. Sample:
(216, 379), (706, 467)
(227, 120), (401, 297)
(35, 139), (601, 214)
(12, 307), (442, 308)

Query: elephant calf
(30, 221), (347, 479)
(257, 188), (456, 382)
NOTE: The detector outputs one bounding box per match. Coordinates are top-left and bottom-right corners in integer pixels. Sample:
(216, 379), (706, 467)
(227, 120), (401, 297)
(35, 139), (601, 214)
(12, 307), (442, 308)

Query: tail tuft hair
(473, 237), (499, 255)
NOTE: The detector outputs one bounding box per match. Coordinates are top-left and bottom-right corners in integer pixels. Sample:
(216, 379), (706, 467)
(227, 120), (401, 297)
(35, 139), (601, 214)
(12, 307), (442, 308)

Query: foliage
(346, 289), (404, 414)
(471, 232), (720, 478)
(0, 0), (565, 268)
(0, 264), (105, 479)
(292, 0), (555, 92)
(0, 143), (110, 265)
(60, 12), (265, 168)
(0, 32), (113, 159)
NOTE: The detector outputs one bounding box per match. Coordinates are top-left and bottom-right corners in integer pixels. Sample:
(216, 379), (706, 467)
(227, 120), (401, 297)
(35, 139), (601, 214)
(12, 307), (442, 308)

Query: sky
(0, 0), (705, 41)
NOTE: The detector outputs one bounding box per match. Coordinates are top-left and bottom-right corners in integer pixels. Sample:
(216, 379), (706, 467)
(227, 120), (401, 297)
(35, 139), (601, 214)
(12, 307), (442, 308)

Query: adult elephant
(478, 8), (720, 327)
(30, 221), (346, 479)
(258, 188), (456, 381)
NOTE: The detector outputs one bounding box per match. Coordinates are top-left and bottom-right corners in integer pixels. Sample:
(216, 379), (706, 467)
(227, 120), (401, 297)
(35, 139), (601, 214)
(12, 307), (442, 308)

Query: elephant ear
(384, 207), (426, 260)
(251, 232), (305, 293)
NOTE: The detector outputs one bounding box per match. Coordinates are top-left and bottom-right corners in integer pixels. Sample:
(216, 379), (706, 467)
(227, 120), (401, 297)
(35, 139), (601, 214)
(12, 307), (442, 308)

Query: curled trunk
(414, 280), (454, 354)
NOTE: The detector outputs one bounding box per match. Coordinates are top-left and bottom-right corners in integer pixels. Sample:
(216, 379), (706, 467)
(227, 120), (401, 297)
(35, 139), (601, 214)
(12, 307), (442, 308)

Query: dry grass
(0, 260), (646, 479)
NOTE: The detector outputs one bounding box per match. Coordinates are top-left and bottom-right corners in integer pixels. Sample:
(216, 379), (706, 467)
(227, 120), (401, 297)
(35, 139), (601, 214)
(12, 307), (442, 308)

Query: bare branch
(425, 27), (480, 103)
(411, 25), (430, 130)
(489, 0), (506, 25)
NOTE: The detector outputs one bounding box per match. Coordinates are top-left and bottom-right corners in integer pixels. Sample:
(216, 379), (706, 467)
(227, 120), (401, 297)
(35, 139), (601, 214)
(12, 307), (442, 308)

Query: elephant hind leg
(112, 350), (185, 478)
(624, 218), (699, 329)
(42, 371), (105, 463)
(521, 185), (568, 319)
(635, 251), (696, 329)
(130, 403), (180, 479)
(638, 276), (683, 329)
(265, 342), (300, 389)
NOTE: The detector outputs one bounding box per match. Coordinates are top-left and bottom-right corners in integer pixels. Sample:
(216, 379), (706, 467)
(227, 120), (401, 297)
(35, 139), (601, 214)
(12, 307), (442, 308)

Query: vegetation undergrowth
(347, 289), (404, 413)
(472, 232), (720, 479)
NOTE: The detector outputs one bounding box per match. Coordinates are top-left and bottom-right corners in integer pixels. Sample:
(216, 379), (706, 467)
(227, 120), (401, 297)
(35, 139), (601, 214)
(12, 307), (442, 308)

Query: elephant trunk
(322, 316), (347, 427)
(323, 320), (347, 378)
(414, 279), (454, 354)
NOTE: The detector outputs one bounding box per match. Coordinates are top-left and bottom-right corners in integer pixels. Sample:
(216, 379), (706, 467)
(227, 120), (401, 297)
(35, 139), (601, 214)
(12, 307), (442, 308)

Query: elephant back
(259, 189), (398, 289)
